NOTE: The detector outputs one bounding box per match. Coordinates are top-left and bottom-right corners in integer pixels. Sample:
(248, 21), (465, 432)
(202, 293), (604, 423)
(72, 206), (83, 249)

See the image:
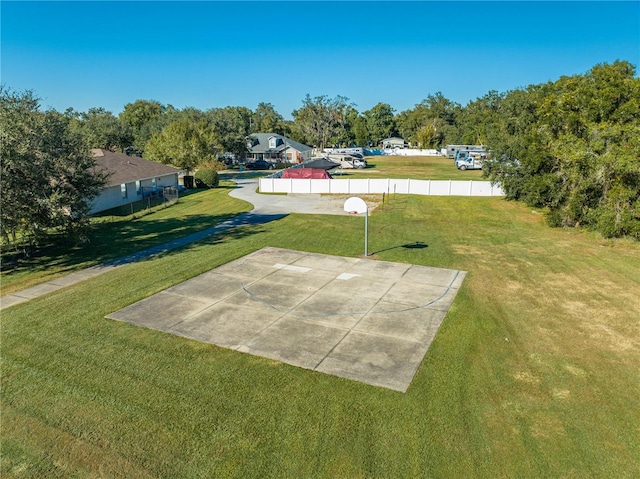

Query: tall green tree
(334, 105), (364, 147)
(419, 92), (459, 126)
(363, 102), (396, 144)
(413, 118), (445, 148)
(483, 61), (640, 238)
(394, 108), (421, 145)
(291, 95), (351, 150)
(350, 111), (369, 147)
(119, 100), (165, 133)
(456, 90), (504, 145)
(395, 92), (460, 147)
(144, 117), (215, 173)
(69, 107), (133, 152)
(119, 99), (166, 151)
(252, 102), (285, 134)
(0, 88), (108, 245)
(207, 106), (252, 158)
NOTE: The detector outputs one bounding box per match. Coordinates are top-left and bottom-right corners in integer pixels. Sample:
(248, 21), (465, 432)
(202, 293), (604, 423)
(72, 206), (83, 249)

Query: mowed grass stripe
(0, 182), (253, 295)
(2, 194), (639, 477)
(340, 155), (484, 180)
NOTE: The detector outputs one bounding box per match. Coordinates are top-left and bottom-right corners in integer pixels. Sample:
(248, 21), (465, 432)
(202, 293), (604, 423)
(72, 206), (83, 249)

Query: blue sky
(2, 1), (639, 118)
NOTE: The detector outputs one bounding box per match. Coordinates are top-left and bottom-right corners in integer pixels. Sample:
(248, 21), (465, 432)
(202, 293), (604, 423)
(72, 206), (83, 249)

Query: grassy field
(334, 155), (483, 180)
(0, 183), (252, 295)
(2, 168), (639, 477)
(221, 155), (482, 181)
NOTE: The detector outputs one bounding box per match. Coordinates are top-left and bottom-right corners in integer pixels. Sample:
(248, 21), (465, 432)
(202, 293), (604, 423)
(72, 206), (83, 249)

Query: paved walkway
(0, 180), (364, 311)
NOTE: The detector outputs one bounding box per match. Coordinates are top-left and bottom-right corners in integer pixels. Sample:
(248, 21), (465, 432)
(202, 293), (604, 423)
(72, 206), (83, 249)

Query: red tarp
(281, 168), (332, 179)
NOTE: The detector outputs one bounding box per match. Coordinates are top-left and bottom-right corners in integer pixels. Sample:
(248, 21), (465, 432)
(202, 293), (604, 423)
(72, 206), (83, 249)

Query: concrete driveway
(228, 177), (378, 216)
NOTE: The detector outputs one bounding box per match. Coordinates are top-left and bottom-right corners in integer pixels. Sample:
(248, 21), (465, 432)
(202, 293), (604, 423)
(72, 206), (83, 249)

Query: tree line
(30, 93), (466, 172)
(482, 61), (639, 238)
(1, 60), (638, 243)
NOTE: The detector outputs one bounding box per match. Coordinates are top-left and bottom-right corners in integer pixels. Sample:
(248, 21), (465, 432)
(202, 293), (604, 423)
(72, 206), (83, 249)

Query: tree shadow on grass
(102, 212), (287, 267)
(1, 212), (287, 277)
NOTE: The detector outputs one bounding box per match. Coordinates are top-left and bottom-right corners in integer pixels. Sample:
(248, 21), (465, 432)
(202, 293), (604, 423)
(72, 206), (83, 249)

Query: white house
(381, 137), (408, 149)
(90, 149), (182, 214)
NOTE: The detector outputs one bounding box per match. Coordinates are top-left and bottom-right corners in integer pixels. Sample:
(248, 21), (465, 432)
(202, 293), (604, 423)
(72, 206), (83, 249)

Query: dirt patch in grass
(318, 193), (382, 214)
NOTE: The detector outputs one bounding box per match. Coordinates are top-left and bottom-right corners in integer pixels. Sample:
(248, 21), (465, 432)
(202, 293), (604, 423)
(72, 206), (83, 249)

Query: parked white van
(326, 154), (367, 169)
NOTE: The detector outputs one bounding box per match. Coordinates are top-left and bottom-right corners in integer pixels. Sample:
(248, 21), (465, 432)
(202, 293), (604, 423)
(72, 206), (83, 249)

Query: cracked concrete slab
(239, 317), (350, 370)
(106, 247), (466, 392)
(315, 331), (430, 392)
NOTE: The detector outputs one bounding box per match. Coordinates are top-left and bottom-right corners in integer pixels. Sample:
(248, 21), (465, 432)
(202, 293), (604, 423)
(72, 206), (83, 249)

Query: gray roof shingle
(247, 133), (312, 154)
(92, 149), (182, 186)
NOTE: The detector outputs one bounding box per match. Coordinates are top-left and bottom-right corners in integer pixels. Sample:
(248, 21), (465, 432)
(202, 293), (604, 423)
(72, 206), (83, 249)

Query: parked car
(245, 159), (275, 170)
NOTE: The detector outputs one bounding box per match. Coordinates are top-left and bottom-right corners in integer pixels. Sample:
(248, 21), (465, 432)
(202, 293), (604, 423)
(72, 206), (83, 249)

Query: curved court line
(240, 270), (461, 319)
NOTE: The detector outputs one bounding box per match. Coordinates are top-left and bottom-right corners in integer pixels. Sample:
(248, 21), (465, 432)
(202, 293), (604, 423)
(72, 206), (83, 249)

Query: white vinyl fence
(259, 178), (504, 197)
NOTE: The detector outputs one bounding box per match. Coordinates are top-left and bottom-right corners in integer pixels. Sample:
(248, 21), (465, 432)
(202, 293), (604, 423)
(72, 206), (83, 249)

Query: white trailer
(445, 144), (485, 159)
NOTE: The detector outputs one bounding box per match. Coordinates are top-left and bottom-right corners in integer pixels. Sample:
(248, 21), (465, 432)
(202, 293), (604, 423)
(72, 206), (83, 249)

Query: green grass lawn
(219, 155), (482, 181)
(333, 155), (484, 180)
(2, 191), (639, 477)
(0, 183), (253, 295)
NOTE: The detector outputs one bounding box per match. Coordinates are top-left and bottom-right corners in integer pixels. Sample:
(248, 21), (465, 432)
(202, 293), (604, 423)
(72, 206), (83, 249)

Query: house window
(152, 178), (157, 191)
(121, 183), (127, 199)
(135, 180), (141, 196)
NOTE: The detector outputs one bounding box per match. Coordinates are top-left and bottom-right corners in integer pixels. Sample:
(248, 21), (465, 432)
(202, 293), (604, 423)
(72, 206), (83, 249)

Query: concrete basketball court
(107, 247), (466, 392)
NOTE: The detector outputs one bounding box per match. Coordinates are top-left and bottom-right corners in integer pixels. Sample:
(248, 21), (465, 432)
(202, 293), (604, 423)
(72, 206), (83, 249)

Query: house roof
(247, 133), (312, 154)
(300, 157), (340, 170)
(382, 137), (407, 143)
(92, 149), (182, 186)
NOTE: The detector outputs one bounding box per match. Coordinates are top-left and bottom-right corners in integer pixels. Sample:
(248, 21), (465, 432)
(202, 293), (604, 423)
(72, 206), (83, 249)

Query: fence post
(449, 179), (452, 196)
(469, 180), (473, 196)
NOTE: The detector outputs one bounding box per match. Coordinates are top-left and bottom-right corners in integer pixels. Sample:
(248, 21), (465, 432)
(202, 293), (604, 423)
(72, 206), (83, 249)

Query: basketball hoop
(344, 197), (367, 215)
(343, 197), (369, 256)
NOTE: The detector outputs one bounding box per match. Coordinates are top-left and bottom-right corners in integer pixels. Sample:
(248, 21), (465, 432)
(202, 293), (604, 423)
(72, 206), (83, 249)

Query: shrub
(194, 168), (219, 188)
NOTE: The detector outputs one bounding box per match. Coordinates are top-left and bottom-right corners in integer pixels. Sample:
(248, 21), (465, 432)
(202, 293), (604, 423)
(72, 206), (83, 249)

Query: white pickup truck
(455, 157), (483, 170)
(455, 151), (488, 170)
